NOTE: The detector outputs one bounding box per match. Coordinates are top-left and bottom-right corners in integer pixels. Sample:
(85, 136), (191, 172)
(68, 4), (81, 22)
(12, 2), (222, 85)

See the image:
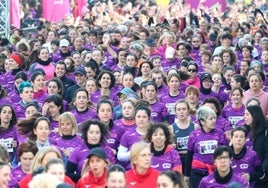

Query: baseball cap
(59, 39), (69, 47)
(146, 38), (155, 47)
(117, 87), (136, 97)
(200, 73), (212, 82)
(87, 147), (107, 161)
(74, 67), (86, 76)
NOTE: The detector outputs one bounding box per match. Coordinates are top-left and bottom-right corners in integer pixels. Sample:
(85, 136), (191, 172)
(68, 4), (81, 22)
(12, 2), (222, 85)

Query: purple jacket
(151, 145), (182, 172)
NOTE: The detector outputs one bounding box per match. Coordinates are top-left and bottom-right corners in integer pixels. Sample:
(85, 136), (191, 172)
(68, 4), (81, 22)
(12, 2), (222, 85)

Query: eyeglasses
(188, 69), (197, 73)
(216, 155), (230, 161)
(192, 41), (200, 43)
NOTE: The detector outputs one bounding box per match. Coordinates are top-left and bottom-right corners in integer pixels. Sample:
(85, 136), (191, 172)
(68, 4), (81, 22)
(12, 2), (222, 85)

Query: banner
(10, 0), (20, 29)
(76, 0), (88, 18)
(42, 0), (71, 22)
(184, 0), (227, 12)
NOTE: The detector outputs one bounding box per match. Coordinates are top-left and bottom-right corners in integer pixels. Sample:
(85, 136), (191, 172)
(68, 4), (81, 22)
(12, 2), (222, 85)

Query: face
(25, 106), (38, 119)
(89, 155), (107, 177)
(74, 37), (83, 49)
(32, 75), (45, 91)
(106, 171), (126, 188)
(201, 114), (216, 132)
(84, 53), (92, 63)
(168, 76), (180, 91)
(0, 165), (11, 188)
(212, 57), (223, 67)
(118, 51), (127, 63)
(47, 81), (60, 95)
(240, 61), (249, 75)
(152, 73), (163, 87)
(20, 152), (34, 172)
(114, 72), (122, 85)
(202, 78), (213, 89)
(47, 102), (61, 118)
(201, 54), (210, 63)
(60, 118), (73, 136)
(175, 102), (189, 120)
(85, 67), (96, 79)
(51, 44), (58, 52)
(261, 41), (268, 50)
(192, 37), (201, 48)
(122, 74), (134, 88)
(86, 80), (97, 94)
(9, 58), (19, 70)
(100, 73), (112, 89)
(126, 56), (136, 67)
(38, 49), (49, 61)
(242, 47), (251, 58)
(92, 50), (103, 64)
(186, 91), (198, 104)
(187, 65), (197, 78)
(75, 74), (86, 85)
(135, 110), (150, 129)
(249, 75), (261, 91)
(222, 52), (231, 63)
(231, 130), (246, 150)
(55, 64), (66, 78)
(244, 109), (253, 126)
(231, 89), (243, 105)
(223, 70), (234, 83)
(20, 87), (34, 103)
(151, 128), (166, 149)
(87, 124), (101, 145)
(212, 74), (222, 87)
(46, 163), (65, 182)
(152, 58), (161, 69)
(261, 51), (268, 61)
(0, 106), (12, 126)
(254, 33), (262, 43)
(157, 175), (177, 188)
(98, 103), (113, 123)
(122, 101), (135, 119)
(141, 63), (151, 76)
(34, 120), (50, 142)
(145, 85), (157, 101)
(41, 152), (59, 167)
(134, 146), (152, 169)
(75, 91), (88, 109)
(214, 151), (231, 174)
(177, 45), (188, 57)
(252, 64), (261, 72)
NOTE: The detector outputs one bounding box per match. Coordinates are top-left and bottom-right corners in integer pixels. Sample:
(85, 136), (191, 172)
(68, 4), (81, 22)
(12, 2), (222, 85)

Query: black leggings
(190, 169), (208, 188)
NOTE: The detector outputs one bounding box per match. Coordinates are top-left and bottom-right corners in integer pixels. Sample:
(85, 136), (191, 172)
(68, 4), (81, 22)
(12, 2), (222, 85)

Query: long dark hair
(246, 105), (268, 139)
(0, 104), (17, 131)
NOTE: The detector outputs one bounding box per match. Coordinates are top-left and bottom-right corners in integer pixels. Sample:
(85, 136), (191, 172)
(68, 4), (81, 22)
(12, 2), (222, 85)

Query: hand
(12, 140), (17, 148)
(242, 173), (250, 181)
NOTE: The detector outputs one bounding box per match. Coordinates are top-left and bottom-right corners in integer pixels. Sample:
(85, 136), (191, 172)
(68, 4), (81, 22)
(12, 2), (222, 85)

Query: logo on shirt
(240, 164), (249, 169)
(162, 163), (172, 169)
(129, 182), (137, 186)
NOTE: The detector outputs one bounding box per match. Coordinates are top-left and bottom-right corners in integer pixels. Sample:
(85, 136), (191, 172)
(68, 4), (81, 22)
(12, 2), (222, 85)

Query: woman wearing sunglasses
(184, 61), (200, 89)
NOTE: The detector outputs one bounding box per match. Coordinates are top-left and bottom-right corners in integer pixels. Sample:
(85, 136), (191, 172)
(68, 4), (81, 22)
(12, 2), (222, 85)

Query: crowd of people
(1, 0), (268, 188)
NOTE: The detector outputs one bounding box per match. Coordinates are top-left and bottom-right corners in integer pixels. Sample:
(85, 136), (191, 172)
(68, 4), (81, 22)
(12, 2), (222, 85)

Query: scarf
(214, 168), (233, 184)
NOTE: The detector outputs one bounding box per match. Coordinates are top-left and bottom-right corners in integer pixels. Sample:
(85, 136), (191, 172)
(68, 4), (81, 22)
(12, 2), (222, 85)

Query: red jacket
(19, 174), (75, 188)
(126, 167), (159, 188)
(76, 169), (107, 188)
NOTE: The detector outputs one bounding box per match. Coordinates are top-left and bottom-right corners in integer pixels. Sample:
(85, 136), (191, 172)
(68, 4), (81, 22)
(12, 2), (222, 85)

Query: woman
(71, 51), (83, 68)
(126, 141), (159, 188)
(28, 173), (60, 188)
(111, 48), (127, 71)
(222, 87), (245, 128)
(230, 127), (264, 187)
(243, 73), (268, 116)
(106, 164), (126, 188)
(85, 78), (98, 97)
(70, 88), (96, 126)
(29, 47), (55, 81)
(97, 99), (124, 152)
(0, 104), (18, 161)
(145, 123), (182, 172)
(219, 48), (237, 70)
(114, 100), (136, 132)
(134, 61), (153, 86)
(8, 71), (28, 103)
(91, 70), (117, 105)
(53, 112), (84, 164)
(185, 106), (227, 188)
(185, 86), (200, 116)
(171, 100), (199, 174)
(184, 61), (200, 89)
(145, 81), (169, 123)
(30, 71), (48, 105)
(31, 117), (56, 150)
(44, 158), (66, 182)
(157, 170), (188, 188)
(12, 141), (38, 182)
(41, 94), (64, 138)
(244, 105), (268, 187)
(0, 161), (12, 188)
(19, 146), (75, 188)
(160, 73), (184, 123)
(66, 119), (115, 182)
(76, 147), (109, 188)
(117, 105), (151, 170)
(151, 69), (168, 98)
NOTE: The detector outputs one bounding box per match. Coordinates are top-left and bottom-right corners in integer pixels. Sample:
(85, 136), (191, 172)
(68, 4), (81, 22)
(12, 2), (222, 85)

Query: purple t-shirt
(11, 165), (27, 182)
(151, 145), (181, 172)
(188, 128), (227, 165)
(149, 100), (169, 123)
(221, 104), (245, 128)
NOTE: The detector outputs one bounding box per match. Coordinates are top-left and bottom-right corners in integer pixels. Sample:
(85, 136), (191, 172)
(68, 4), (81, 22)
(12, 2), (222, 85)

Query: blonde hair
(130, 141), (150, 168)
(58, 112), (78, 136)
(29, 173), (60, 188)
(31, 147), (62, 172)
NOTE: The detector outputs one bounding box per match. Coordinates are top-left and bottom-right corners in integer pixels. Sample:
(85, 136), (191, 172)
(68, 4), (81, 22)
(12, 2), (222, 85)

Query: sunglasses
(188, 69), (197, 72)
